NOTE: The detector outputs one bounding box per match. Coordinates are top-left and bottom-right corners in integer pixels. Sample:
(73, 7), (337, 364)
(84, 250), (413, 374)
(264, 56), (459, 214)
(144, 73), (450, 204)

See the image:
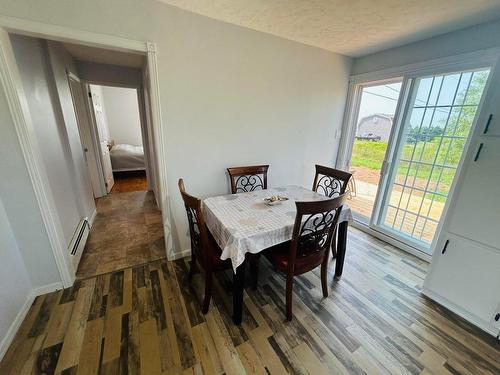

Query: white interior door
(89, 85), (114, 193)
(67, 73), (106, 198)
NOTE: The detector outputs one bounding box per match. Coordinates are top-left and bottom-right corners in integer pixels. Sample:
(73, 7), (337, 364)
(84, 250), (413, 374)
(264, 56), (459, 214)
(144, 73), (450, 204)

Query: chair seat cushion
(264, 241), (325, 275)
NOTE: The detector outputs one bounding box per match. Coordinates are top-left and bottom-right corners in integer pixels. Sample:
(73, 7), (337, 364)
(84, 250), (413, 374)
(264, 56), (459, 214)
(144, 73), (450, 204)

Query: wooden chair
(312, 164), (352, 198)
(312, 165), (352, 258)
(226, 165), (269, 288)
(227, 165), (269, 194)
(178, 179), (230, 314)
(265, 195), (346, 320)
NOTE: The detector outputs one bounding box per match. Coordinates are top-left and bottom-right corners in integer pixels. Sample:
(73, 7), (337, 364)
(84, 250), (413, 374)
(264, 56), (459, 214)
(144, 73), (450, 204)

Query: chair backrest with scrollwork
(287, 195), (345, 273)
(312, 165), (352, 198)
(227, 165), (269, 194)
(178, 179), (211, 268)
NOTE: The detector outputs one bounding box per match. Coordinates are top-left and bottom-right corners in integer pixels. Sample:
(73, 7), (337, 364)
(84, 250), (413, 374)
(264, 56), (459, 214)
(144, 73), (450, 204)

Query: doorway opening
(88, 84), (148, 194)
(7, 31), (166, 281)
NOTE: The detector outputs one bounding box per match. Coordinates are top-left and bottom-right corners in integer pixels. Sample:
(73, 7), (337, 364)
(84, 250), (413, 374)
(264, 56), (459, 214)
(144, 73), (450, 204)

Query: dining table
(203, 185), (352, 324)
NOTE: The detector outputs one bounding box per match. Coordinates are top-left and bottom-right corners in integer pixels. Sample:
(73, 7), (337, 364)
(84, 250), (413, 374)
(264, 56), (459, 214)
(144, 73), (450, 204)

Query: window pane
(380, 68), (490, 249)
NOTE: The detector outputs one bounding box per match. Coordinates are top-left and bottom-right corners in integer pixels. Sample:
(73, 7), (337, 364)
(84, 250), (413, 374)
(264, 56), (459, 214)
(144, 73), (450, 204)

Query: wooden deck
(348, 180), (442, 244)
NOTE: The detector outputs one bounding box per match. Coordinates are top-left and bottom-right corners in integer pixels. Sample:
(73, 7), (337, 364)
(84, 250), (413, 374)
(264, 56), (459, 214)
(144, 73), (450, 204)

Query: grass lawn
(351, 139), (464, 200)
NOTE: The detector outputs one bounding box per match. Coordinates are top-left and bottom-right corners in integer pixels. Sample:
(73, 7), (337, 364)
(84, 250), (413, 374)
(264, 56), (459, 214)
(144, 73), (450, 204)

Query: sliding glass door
(342, 65), (491, 255)
(376, 69), (490, 252)
(348, 80), (403, 223)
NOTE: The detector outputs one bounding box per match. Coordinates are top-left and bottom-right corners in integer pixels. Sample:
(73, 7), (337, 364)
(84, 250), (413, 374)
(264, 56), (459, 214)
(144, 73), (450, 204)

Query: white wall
(0, 0), (352, 256)
(46, 41), (95, 220)
(10, 35), (95, 249)
(101, 86), (142, 146)
(0, 39), (61, 288)
(0, 199), (32, 358)
(352, 19), (500, 75)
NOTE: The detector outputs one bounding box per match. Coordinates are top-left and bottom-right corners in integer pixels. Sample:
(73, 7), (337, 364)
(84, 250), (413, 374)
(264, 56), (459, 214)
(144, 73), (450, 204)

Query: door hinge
(88, 91), (92, 98)
(105, 182), (108, 187)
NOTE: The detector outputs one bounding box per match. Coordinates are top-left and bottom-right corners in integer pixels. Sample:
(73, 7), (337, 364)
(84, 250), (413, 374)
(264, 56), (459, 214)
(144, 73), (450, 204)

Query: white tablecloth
(203, 185), (352, 272)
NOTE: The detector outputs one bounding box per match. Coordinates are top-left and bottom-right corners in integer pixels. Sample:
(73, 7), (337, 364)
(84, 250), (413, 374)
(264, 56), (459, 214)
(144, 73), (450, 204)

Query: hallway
(76, 191), (165, 279)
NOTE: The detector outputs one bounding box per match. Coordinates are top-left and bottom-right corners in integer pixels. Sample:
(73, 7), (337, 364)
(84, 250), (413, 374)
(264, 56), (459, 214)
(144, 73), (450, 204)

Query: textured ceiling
(158, 0), (500, 57)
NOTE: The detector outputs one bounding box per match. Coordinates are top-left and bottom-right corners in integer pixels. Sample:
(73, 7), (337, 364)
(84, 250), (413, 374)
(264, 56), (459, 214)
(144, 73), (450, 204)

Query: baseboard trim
(33, 281), (63, 296)
(88, 208), (97, 227)
(0, 281), (63, 361)
(351, 221), (432, 262)
(422, 287), (498, 337)
(0, 291), (32, 361)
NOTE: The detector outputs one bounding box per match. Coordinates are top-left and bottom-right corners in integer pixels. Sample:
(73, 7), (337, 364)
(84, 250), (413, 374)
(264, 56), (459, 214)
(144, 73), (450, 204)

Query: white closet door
(427, 234), (500, 327)
(68, 75), (106, 198)
(448, 137), (500, 248)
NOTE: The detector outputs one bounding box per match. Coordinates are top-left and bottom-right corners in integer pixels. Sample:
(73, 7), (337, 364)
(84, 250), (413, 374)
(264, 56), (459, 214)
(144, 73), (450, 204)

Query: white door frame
(83, 81), (154, 198)
(0, 16), (173, 287)
(337, 49), (500, 261)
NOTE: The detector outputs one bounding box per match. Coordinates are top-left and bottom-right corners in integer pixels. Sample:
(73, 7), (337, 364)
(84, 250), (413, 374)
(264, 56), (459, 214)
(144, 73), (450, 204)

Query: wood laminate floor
(1, 227), (499, 374)
(77, 190), (166, 279)
(111, 171), (148, 193)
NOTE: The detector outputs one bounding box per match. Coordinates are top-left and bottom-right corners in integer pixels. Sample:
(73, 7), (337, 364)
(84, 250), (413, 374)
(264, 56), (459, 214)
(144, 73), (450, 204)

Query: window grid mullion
(418, 72), (476, 239)
(411, 72), (465, 237)
(390, 76), (437, 229)
(398, 75), (445, 234)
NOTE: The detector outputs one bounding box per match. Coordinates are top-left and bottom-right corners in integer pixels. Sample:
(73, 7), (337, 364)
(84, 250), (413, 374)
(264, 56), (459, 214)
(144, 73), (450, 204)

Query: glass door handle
(380, 160), (390, 176)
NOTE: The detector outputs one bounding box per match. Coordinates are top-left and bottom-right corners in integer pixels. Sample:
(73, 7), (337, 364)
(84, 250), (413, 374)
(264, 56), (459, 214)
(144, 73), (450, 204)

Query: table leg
(335, 221), (348, 279)
(232, 260), (246, 325)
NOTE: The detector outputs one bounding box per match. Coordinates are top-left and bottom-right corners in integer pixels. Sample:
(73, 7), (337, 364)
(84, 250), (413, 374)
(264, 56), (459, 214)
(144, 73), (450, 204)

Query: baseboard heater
(68, 217), (91, 269)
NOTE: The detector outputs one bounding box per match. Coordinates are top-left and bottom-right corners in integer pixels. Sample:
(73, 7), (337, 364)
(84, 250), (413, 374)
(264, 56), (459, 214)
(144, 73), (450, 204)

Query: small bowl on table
(263, 195), (288, 206)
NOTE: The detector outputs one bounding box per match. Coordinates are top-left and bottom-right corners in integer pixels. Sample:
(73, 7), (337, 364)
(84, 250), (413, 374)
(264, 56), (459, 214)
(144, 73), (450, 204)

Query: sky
(357, 82), (402, 122)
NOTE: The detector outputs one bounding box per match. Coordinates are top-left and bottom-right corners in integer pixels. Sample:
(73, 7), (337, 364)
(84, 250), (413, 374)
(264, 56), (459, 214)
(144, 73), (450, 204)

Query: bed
(109, 143), (145, 172)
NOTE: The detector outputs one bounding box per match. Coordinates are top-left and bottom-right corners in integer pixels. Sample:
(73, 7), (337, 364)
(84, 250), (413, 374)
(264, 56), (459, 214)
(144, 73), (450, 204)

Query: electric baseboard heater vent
(68, 217), (91, 269)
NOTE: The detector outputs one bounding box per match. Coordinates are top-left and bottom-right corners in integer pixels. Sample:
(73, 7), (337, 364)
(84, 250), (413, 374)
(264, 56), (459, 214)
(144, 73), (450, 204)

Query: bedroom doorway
(87, 84), (149, 195)
(75, 81), (163, 279)
(54, 41), (166, 279)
